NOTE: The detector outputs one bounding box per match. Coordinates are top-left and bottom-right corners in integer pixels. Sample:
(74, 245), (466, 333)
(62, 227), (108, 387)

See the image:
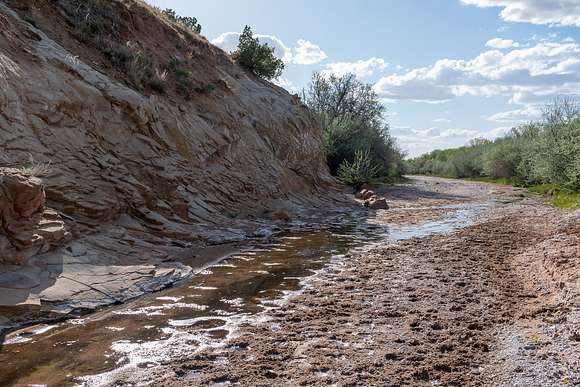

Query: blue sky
(147, 0), (580, 157)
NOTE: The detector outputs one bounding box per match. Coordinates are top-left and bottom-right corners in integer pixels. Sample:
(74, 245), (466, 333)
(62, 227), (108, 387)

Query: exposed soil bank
(0, 0), (340, 328)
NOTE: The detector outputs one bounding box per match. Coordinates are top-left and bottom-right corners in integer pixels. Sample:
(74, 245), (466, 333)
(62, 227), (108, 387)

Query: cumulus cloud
(373, 41), (580, 104)
(488, 104), (543, 122)
(293, 39), (327, 65)
(460, 0), (580, 27)
(211, 33), (326, 65)
(396, 126), (488, 157)
(322, 57), (389, 78)
(212, 32), (293, 63)
(397, 125), (514, 156)
(487, 126), (513, 138)
(485, 38), (520, 49)
(410, 127), (481, 140)
(273, 77), (299, 93)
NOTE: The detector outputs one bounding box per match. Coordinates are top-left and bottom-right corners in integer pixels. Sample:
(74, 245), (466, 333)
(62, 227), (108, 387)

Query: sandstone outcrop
(0, 0), (338, 326)
(0, 171), (70, 265)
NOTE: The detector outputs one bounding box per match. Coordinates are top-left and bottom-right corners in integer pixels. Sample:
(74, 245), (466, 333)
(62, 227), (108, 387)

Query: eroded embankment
(0, 0), (340, 328)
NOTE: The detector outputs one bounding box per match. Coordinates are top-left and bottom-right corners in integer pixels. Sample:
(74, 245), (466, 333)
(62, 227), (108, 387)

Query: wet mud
(1, 177), (577, 386)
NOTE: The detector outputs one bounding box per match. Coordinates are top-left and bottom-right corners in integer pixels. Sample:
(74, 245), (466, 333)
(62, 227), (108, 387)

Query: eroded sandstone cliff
(0, 0), (336, 325)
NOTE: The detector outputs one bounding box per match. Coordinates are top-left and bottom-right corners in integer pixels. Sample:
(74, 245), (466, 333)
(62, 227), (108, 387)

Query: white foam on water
(105, 327), (125, 332)
(155, 296), (184, 302)
(4, 325), (58, 345)
(191, 286), (218, 290)
(113, 303), (208, 316)
(168, 316), (226, 328)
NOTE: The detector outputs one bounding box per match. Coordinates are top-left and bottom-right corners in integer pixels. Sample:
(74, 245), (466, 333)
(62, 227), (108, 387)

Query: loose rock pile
(355, 189), (389, 209)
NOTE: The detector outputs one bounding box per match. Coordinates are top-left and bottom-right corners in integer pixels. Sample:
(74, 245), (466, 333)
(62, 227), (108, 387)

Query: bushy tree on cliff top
(232, 26), (284, 81)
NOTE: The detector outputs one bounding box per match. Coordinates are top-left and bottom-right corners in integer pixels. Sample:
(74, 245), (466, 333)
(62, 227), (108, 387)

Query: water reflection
(0, 201), (493, 386)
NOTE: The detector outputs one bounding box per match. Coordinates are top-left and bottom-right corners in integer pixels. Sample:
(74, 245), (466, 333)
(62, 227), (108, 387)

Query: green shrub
(304, 73), (405, 179)
(56, 0), (124, 43)
(337, 149), (381, 189)
(55, 0), (161, 92)
(167, 57), (194, 97)
(231, 26), (284, 81)
(162, 8), (202, 33)
(194, 83), (216, 94)
(148, 73), (167, 94)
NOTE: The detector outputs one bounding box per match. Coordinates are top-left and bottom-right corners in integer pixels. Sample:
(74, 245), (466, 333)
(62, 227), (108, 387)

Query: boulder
(361, 190), (376, 200)
(355, 189), (368, 199)
(367, 197), (389, 210)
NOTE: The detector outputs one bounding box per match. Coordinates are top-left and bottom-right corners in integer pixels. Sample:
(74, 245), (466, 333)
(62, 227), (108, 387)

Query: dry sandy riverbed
(1, 176), (578, 386)
(148, 176), (579, 386)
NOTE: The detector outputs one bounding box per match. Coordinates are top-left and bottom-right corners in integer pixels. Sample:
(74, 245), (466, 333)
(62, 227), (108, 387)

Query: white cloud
(433, 117), (452, 123)
(212, 33), (326, 66)
(396, 126), (486, 157)
(461, 0), (580, 27)
(410, 127), (481, 140)
(488, 104), (543, 122)
(439, 128), (481, 138)
(322, 57), (389, 78)
(273, 77), (299, 93)
(413, 127), (441, 136)
(487, 126), (513, 138)
(293, 39), (327, 65)
(485, 38), (520, 49)
(397, 124), (514, 157)
(373, 41), (580, 104)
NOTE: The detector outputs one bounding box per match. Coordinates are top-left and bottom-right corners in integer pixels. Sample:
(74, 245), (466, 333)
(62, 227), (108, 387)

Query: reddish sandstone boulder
(368, 197), (389, 209)
(361, 190), (376, 200)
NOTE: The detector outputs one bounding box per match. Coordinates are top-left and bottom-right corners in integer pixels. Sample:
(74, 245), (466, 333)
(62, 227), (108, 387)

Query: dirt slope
(0, 0), (336, 326)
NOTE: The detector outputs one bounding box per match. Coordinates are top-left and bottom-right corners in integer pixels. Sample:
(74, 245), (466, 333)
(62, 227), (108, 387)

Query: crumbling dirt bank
(148, 177), (579, 386)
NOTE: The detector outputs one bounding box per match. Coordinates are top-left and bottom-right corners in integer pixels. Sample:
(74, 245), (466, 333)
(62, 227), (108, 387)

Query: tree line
(407, 98), (580, 192)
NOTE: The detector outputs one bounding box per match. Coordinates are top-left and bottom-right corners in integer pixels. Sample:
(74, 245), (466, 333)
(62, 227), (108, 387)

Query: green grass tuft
(527, 184), (579, 209)
(551, 191), (580, 209)
(459, 178), (579, 210)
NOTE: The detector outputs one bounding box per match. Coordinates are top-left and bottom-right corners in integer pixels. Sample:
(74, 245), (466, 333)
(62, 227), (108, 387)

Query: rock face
(0, 0), (336, 323)
(0, 172), (70, 265)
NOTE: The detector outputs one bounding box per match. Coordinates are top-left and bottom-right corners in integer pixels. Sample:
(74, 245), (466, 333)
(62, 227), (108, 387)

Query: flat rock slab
(0, 257), (192, 320)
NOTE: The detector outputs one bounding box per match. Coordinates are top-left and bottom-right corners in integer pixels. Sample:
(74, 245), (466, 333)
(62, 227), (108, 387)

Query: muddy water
(0, 202), (493, 387)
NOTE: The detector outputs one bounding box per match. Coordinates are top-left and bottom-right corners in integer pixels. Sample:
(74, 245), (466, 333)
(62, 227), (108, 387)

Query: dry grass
(18, 162), (52, 177)
(136, 0), (208, 44)
(0, 153), (52, 177)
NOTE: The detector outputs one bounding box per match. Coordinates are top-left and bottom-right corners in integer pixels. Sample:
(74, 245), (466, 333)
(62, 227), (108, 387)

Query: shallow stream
(0, 201), (494, 386)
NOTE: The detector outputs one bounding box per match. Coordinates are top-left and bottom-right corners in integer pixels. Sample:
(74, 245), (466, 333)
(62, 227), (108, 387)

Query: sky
(147, 0), (580, 157)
